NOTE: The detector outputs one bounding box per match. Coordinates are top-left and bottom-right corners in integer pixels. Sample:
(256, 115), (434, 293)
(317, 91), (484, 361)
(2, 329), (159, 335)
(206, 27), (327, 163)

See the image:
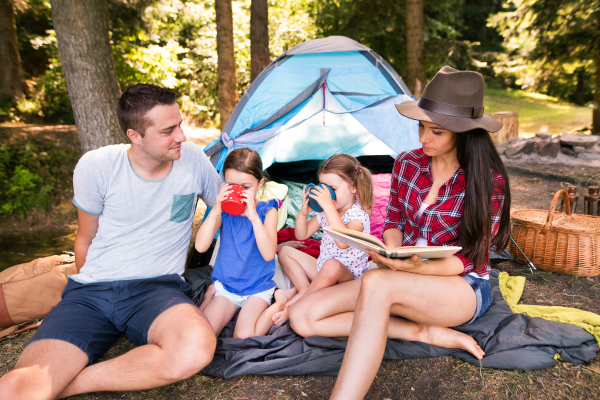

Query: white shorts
(213, 280), (275, 308)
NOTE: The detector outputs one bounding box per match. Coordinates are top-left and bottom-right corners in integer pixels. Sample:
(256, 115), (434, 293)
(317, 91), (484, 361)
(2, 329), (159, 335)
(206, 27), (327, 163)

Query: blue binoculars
(305, 183), (336, 212)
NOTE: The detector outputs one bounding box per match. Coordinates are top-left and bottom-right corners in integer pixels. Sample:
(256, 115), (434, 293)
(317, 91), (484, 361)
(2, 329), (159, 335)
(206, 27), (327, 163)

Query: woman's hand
(365, 250), (425, 272)
(309, 185), (335, 212)
(213, 184), (233, 214)
(241, 190), (260, 222)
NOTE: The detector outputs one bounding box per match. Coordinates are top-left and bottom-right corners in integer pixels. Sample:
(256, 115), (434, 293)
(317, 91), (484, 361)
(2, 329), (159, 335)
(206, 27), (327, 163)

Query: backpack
(0, 254), (78, 328)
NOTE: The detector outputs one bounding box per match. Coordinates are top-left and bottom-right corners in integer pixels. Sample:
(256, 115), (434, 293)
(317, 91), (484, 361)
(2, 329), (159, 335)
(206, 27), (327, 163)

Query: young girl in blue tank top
(195, 148), (297, 338)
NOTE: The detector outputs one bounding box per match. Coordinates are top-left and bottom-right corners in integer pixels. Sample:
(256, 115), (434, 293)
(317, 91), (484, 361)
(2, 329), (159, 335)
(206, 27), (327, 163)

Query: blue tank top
(212, 199), (279, 296)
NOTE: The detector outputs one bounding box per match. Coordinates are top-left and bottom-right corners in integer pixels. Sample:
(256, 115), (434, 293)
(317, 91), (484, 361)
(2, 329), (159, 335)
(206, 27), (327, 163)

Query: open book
(324, 226), (462, 259)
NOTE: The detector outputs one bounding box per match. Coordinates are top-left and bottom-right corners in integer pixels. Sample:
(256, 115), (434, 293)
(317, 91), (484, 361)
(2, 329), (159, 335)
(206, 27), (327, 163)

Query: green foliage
(490, 0), (599, 105)
(313, 0), (486, 80)
(0, 139), (79, 218)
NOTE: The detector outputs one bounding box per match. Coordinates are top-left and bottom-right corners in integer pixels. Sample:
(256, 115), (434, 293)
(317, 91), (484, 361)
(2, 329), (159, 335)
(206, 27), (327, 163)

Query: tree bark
(0, 0), (26, 103)
(250, 0), (269, 83)
(50, 0), (126, 152)
(594, 50), (600, 134)
(216, 0), (239, 130)
(406, 0), (425, 98)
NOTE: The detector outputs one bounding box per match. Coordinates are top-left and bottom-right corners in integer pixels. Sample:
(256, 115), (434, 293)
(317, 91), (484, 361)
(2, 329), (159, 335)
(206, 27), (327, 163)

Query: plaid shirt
(383, 148), (505, 277)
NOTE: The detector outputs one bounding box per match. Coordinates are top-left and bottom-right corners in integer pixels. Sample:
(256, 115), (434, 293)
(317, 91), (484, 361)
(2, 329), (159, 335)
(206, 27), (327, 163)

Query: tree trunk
(594, 51), (600, 134)
(216, 0), (239, 130)
(406, 0), (425, 98)
(250, 0), (269, 83)
(0, 0), (26, 103)
(574, 67), (586, 106)
(50, 0), (125, 153)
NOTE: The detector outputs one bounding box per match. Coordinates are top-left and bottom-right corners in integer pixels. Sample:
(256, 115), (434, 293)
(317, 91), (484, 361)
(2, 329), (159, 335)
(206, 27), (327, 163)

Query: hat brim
(395, 100), (503, 133)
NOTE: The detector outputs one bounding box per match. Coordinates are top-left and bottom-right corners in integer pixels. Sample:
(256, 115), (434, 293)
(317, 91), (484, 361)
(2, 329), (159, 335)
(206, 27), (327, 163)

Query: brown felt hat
(395, 66), (503, 133)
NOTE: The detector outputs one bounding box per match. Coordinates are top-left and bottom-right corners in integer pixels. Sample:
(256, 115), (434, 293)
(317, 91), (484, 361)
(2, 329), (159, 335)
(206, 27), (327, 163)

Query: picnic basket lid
(511, 190), (600, 235)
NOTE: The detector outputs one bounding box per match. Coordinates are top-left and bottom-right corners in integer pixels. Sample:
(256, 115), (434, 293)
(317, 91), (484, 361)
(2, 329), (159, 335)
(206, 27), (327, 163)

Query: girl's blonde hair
(318, 154), (373, 213)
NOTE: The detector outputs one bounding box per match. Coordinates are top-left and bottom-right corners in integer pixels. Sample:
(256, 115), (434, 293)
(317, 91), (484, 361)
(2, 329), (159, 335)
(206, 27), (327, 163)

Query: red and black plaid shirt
(383, 148), (505, 278)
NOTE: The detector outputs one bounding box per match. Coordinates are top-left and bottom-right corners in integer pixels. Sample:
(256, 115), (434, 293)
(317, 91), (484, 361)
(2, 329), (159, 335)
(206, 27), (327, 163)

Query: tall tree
(50, 0), (126, 152)
(0, 0), (26, 103)
(520, 0), (599, 133)
(250, 0), (270, 82)
(216, 0), (238, 130)
(406, 0), (425, 97)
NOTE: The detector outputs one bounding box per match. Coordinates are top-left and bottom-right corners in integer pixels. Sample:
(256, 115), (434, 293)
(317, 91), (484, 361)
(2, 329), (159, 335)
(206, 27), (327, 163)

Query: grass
(484, 88), (593, 136)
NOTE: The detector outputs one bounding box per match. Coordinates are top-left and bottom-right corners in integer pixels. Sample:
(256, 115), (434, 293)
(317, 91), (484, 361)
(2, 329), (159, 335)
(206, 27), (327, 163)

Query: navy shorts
(28, 274), (193, 364)
(460, 274), (493, 325)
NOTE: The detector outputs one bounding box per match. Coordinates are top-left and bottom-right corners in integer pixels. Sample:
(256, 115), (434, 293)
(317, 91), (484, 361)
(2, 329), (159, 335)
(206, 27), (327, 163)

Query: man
(0, 84), (223, 399)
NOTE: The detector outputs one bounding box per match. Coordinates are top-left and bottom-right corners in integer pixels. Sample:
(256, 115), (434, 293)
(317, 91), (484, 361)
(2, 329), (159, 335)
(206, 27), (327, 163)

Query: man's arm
(74, 208), (100, 272)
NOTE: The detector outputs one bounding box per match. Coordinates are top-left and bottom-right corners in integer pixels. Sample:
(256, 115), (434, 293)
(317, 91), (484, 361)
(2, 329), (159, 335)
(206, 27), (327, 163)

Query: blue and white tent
(204, 36), (420, 172)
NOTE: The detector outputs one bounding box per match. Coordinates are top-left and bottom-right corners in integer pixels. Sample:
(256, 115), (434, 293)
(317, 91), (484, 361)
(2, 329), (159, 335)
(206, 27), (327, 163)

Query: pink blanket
(370, 173), (392, 241)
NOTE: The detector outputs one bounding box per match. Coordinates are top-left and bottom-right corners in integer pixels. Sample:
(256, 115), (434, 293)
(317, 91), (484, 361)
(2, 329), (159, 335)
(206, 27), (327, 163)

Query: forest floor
(1, 124), (600, 398)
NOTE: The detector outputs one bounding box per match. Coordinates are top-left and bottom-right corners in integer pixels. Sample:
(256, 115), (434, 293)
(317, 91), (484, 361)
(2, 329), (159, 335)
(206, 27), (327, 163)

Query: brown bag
(0, 254), (78, 328)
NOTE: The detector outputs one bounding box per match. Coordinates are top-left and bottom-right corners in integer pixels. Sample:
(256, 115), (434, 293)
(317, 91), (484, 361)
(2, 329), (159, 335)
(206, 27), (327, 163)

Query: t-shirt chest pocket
(170, 193), (196, 222)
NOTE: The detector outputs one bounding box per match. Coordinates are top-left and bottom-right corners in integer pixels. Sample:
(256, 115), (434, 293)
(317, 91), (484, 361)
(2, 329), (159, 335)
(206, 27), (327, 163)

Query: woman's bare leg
(330, 269), (482, 400)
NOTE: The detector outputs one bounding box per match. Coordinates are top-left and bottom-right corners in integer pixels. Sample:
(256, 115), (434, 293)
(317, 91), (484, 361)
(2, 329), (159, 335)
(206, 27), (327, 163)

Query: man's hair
(117, 84), (177, 137)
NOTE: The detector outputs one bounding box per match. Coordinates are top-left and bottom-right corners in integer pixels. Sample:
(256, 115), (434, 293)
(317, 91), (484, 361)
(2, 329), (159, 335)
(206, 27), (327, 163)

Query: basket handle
(542, 190), (570, 234)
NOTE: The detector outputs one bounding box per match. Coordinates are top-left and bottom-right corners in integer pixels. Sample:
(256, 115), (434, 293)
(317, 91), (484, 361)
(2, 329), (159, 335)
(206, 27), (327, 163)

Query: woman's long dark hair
(455, 128), (511, 270)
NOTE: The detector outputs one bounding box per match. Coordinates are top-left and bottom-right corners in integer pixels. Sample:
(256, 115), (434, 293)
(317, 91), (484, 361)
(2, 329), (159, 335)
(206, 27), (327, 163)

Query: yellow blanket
(498, 271), (600, 347)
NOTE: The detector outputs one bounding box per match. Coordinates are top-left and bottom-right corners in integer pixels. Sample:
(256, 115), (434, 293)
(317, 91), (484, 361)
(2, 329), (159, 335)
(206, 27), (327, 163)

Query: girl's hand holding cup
(213, 184), (234, 214)
(299, 185), (311, 215)
(241, 189), (260, 222)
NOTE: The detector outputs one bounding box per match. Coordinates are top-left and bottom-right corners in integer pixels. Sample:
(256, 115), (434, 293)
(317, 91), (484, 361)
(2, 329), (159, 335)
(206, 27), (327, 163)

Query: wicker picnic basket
(509, 190), (600, 276)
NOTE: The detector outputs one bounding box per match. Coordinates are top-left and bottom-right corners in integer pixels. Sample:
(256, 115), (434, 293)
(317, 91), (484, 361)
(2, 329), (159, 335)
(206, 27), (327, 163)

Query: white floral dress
(316, 202), (370, 279)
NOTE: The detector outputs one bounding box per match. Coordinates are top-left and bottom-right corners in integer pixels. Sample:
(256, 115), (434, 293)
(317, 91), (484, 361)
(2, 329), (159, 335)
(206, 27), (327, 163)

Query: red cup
(221, 184), (246, 215)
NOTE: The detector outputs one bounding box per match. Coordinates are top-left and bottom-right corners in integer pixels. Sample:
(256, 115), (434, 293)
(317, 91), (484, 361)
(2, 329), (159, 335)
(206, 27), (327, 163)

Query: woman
(288, 66), (511, 399)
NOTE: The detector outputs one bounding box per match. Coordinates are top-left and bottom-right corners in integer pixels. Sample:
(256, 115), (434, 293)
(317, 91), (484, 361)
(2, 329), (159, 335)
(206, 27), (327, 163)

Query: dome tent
(204, 36), (420, 174)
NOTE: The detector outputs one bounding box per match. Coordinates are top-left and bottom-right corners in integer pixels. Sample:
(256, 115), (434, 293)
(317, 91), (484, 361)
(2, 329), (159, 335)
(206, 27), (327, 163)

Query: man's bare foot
(199, 283), (216, 311)
(418, 324), (485, 360)
(283, 287), (307, 310)
(272, 309), (289, 326)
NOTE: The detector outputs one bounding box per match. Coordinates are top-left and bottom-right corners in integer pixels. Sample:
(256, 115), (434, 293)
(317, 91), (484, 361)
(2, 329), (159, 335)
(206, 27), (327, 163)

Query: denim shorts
(27, 274), (193, 364)
(460, 274), (493, 325)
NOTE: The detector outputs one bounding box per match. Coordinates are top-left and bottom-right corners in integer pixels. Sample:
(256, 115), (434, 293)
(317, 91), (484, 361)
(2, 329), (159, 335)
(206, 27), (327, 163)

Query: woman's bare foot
(283, 287), (307, 310)
(199, 283), (216, 311)
(418, 324), (485, 360)
(272, 309), (289, 326)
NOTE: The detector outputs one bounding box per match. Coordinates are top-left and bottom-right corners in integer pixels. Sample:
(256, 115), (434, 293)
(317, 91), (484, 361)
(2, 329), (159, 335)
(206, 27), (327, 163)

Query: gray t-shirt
(72, 142), (223, 283)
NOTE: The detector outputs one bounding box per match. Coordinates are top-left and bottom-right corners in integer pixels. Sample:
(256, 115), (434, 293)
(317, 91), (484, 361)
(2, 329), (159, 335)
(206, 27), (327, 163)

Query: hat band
(418, 97), (484, 119)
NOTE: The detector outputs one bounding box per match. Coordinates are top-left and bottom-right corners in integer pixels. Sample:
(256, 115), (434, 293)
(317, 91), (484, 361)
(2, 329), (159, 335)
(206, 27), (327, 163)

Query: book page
(327, 226), (386, 250)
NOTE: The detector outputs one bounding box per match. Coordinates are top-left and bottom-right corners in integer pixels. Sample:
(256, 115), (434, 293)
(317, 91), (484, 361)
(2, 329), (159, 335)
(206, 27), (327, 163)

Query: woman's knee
(288, 302), (314, 337)
(360, 269), (395, 297)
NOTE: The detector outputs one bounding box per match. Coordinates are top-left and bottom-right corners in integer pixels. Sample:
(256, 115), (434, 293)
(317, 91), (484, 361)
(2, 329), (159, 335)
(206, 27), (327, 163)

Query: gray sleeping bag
(196, 269), (597, 378)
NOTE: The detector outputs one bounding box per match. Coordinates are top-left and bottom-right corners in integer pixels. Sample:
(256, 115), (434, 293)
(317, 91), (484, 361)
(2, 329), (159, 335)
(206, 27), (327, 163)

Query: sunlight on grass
(484, 88), (592, 135)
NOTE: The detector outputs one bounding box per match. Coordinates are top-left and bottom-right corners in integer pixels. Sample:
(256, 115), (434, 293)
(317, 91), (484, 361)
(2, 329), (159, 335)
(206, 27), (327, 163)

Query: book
(323, 226), (462, 259)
